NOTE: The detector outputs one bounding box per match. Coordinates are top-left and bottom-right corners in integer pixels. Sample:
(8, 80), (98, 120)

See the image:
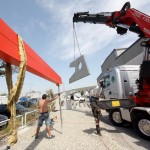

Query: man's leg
(46, 125), (55, 139)
(35, 114), (43, 139)
(95, 118), (100, 134)
(46, 125), (51, 137)
(35, 126), (40, 138)
(95, 110), (100, 134)
(45, 113), (55, 138)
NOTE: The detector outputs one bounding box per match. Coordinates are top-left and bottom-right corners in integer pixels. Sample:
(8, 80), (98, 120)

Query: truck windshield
(104, 75), (110, 88)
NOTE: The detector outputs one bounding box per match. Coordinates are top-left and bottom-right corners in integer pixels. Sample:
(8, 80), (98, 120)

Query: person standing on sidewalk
(90, 96), (102, 134)
(35, 94), (59, 139)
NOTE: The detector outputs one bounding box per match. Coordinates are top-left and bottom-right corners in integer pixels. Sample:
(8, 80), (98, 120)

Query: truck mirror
(100, 81), (105, 88)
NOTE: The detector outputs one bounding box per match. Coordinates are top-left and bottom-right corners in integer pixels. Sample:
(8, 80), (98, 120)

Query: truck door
(120, 70), (130, 98)
(103, 69), (118, 99)
(120, 70), (139, 98)
(127, 70), (139, 95)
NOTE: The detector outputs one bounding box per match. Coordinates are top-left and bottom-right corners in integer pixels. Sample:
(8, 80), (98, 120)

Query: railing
(16, 115), (24, 128)
(0, 100), (57, 138)
(24, 109), (38, 126)
(0, 115), (23, 139)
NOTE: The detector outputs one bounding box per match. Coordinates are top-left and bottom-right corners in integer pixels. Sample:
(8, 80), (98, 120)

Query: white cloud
(36, 0), (150, 60)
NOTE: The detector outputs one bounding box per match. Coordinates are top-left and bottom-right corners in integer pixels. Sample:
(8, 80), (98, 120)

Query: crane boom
(73, 2), (150, 39)
(72, 2), (150, 140)
(73, 12), (112, 24)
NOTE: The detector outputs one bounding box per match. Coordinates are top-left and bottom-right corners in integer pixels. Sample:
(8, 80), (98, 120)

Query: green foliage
(0, 93), (7, 96)
(0, 116), (22, 138)
(0, 59), (18, 77)
(46, 89), (54, 98)
(26, 111), (38, 126)
(49, 89), (54, 98)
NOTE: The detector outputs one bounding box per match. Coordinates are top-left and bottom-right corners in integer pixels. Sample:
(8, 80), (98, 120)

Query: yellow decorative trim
(7, 35), (27, 145)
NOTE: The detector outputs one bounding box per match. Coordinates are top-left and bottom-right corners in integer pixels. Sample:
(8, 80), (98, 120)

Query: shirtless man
(35, 94), (58, 139)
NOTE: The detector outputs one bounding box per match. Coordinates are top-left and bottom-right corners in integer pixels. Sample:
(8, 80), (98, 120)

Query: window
(111, 76), (115, 83)
(104, 75), (110, 88)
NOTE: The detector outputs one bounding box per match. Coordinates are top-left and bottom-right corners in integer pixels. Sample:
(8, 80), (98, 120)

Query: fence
(0, 115), (23, 139)
(0, 100), (57, 139)
(24, 109), (38, 126)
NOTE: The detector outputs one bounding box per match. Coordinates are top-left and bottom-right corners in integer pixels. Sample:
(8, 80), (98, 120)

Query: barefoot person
(35, 94), (58, 139)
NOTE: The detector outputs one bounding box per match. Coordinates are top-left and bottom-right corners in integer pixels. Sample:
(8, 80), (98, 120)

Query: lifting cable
(73, 23), (82, 60)
(69, 23), (90, 84)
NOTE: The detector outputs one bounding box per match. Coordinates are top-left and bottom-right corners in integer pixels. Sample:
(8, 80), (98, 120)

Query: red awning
(0, 19), (62, 84)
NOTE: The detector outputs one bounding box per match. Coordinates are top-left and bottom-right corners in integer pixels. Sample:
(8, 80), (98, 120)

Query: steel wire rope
(73, 23), (82, 60)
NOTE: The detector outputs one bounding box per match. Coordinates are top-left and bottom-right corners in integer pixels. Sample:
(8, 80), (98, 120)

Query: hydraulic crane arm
(73, 12), (112, 24)
(73, 2), (150, 39)
(73, 2), (150, 141)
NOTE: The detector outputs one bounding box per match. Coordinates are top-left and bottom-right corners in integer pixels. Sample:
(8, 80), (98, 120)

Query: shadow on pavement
(100, 115), (150, 150)
(83, 128), (95, 134)
(24, 130), (47, 150)
(133, 139), (150, 150)
(52, 128), (62, 134)
(83, 127), (118, 135)
(71, 109), (93, 118)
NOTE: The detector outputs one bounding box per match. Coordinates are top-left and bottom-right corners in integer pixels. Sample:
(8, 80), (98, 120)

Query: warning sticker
(112, 101), (120, 107)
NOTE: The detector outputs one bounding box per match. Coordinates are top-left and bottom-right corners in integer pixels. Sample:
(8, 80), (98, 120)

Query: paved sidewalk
(1, 104), (133, 150)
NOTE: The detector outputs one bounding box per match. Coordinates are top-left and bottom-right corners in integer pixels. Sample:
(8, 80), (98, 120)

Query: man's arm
(37, 100), (40, 110)
(47, 95), (59, 103)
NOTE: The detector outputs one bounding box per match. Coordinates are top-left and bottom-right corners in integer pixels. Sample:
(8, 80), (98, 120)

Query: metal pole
(58, 85), (63, 133)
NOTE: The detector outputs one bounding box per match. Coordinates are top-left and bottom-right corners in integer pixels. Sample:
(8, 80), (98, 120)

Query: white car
(73, 93), (85, 101)
(0, 114), (8, 129)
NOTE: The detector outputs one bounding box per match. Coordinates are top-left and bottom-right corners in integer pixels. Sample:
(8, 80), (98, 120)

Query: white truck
(100, 65), (150, 140)
(103, 65), (140, 100)
(73, 2), (150, 140)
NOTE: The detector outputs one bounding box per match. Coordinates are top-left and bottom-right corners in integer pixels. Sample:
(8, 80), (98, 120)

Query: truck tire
(133, 113), (150, 140)
(109, 109), (124, 126)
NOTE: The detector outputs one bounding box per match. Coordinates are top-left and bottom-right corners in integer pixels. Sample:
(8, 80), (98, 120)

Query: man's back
(38, 99), (48, 113)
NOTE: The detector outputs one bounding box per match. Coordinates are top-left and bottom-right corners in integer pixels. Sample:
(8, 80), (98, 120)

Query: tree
(0, 60), (6, 77)
(0, 93), (7, 96)
(0, 59), (18, 77)
(46, 89), (54, 98)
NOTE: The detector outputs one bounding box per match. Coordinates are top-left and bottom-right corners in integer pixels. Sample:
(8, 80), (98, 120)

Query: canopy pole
(57, 84), (63, 133)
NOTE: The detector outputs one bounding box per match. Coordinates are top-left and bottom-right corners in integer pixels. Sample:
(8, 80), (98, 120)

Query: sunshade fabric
(0, 19), (62, 84)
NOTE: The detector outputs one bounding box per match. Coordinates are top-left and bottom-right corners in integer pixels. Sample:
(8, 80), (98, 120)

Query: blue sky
(0, 0), (150, 94)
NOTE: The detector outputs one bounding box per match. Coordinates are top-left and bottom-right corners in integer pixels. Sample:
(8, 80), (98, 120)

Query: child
(50, 116), (57, 129)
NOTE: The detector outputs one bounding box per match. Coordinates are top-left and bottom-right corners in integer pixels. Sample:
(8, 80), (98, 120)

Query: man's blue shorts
(37, 112), (51, 127)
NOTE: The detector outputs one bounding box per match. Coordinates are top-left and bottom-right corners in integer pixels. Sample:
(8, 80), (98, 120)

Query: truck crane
(73, 2), (150, 140)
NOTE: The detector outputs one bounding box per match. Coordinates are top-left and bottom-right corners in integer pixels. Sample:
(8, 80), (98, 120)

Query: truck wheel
(133, 113), (150, 140)
(109, 109), (124, 126)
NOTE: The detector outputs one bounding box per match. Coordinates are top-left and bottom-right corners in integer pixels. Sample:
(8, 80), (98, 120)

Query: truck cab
(103, 65), (140, 99)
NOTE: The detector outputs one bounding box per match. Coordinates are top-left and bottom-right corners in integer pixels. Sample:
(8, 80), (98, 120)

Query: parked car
(0, 114), (8, 129)
(19, 97), (29, 102)
(29, 98), (39, 104)
(0, 104), (11, 118)
(18, 99), (38, 108)
(0, 103), (29, 117)
(73, 93), (85, 102)
(16, 103), (29, 115)
(70, 94), (85, 101)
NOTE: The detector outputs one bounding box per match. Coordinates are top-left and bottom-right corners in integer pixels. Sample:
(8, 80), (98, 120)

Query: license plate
(112, 100), (120, 107)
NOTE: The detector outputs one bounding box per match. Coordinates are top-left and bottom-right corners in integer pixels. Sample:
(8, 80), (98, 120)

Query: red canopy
(0, 19), (62, 84)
